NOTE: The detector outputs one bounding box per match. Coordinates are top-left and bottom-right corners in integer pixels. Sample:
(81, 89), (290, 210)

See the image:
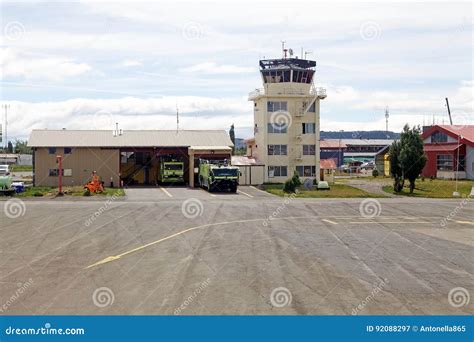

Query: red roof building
(421, 125), (474, 180)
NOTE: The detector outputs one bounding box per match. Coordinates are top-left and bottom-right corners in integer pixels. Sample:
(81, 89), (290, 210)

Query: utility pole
(445, 98), (453, 125)
(385, 107), (389, 137)
(2, 104), (10, 150)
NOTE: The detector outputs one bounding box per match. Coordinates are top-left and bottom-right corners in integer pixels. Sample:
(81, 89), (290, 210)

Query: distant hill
(320, 131), (400, 140)
(235, 138), (246, 149)
(235, 131), (400, 145)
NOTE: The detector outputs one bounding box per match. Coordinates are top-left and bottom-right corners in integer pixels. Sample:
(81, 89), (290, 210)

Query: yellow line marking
(456, 221), (474, 225)
(85, 215), (320, 269)
(349, 221), (430, 224)
(322, 219), (338, 225)
(237, 189), (253, 198)
(159, 186), (172, 198)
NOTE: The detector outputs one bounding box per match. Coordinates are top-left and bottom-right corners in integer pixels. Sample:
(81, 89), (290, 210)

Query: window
(268, 144), (287, 156)
(437, 155), (453, 171)
(268, 166), (288, 177)
(267, 123), (287, 133)
(64, 147), (72, 154)
(267, 101), (288, 112)
(48, 147), (57, 155)
(302, 123), (316, 134)
(458, 155), (466, 171)
(262, 70), (291, 83)
(292, 70), (314, 84)
(432, 131), (448, 143)
(49, 168), (63, 176)
(303, 145), (316, 155)
(307, 102), (316, 112)
(296, 165), (316, 177)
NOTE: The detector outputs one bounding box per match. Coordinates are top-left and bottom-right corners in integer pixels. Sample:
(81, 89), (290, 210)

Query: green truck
(198, 159), (240, 192)
(158, 157), (184, 184)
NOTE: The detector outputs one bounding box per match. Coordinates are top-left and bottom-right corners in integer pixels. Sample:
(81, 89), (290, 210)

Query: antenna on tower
(304, 50), (313, 60)
(176, 103), (180, 133)
(385, 107), (390, 137)
(281, 40), (287, 59)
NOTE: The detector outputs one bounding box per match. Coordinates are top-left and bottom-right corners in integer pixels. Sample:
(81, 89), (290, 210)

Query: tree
(14, 139), (32, 154)
(399, 124), (427, 193)
(389, 140), (404, 192)
(229, 124), (235, 155)
(7, 141), (13, 153)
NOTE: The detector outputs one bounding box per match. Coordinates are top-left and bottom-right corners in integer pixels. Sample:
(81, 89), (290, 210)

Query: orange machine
(84, 171), (104, 195)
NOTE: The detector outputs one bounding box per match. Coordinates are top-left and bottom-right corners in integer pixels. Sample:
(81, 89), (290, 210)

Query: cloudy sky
(0, 0), (472, 141)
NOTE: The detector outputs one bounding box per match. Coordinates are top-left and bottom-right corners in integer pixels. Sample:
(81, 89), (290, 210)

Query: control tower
(248, 49), (326, 183)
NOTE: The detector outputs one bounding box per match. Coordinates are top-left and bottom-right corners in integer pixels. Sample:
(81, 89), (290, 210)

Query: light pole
(2, 104), (10, 151)
(453, 134), (463, 197)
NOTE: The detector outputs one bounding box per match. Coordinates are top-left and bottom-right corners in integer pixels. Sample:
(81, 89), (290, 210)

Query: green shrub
(372, 169), (379, 178)
(283, 179), (296, 193)
(291, 171), (301, 187)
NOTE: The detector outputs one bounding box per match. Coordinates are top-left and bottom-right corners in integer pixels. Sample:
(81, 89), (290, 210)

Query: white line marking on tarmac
(322, 219), (338, 225)
(159, 186), (172, 198)
(237, 189), (254, 198)
(249, 186), (269, 195)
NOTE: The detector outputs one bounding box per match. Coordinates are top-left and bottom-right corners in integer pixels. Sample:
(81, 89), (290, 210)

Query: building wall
(252, 89), (322, 183)
(34, 147), (120, 187)
(466, 145), (474, 180)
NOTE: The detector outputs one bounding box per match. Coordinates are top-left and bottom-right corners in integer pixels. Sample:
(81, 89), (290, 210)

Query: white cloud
(5, 96), (252, 140)
(0, 48), (92, 81)
(119, 59), (143, 67)
(179, 62), (255, 74)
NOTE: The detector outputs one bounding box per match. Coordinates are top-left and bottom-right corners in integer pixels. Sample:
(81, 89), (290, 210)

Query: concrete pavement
(0, 187), (472, 315)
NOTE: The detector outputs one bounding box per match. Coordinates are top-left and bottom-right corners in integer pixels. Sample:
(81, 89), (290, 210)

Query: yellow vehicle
(158, 157), (184, 184)
(199, 159), (240, 192)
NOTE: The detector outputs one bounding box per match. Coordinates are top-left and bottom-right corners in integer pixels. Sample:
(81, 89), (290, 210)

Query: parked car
(0, 165), (10, 176)
(360, 161), (376, 170)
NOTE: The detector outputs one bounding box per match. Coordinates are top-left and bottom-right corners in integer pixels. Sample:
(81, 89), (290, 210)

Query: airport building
(28, 129), (233, 187)
(241, 54), (327, 183)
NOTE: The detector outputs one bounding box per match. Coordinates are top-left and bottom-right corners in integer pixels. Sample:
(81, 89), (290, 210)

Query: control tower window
(262, 70), (291, 83)
(267, 101), (287, 112)
(292, 70), (314, 84)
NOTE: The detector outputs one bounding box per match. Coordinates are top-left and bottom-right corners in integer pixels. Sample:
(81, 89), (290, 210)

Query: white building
(241, 56), (326, 183)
